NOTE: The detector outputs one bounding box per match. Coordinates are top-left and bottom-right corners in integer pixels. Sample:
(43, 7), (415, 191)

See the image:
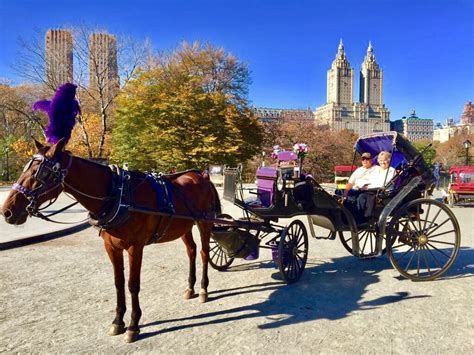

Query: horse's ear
(48, 138), (67, 158)
(33, 138), (44, 151)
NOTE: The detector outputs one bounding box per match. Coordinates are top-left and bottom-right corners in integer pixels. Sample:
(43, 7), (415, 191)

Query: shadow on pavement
(437, 246), (474, 280)
(138, 254), (430, 340)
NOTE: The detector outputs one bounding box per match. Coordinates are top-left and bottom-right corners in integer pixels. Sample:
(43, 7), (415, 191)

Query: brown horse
(1, 138), (221, 343)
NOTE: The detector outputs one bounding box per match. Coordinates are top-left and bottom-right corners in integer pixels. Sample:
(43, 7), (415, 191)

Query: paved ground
(0, 186), (473, 353)
(0, 186), (89, 249)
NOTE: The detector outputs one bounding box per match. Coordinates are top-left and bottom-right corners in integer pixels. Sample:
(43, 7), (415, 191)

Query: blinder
(13, 153), (71, 216)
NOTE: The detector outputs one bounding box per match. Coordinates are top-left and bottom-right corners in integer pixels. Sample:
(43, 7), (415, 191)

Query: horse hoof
(199, 290), (208, 303)
(108, 324), (126, 336)
(124, 330), (140, 343)
(183, 288), (195, 300)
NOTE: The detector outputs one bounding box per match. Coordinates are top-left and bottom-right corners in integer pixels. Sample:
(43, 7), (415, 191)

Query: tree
(111, 42), (262, 171)
(435, 133), (474, 167)
(412, 139), (436, 167)
(260, 118), (357, 182)
(14, 26), (151, 159)
(0, 84), (44, 180)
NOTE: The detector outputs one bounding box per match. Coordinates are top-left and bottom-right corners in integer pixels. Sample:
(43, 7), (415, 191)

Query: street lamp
(464, 139), (471, 165)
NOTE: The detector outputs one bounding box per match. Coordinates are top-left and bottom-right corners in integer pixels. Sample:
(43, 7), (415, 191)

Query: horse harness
(14, 153), (214, 243)
(12, 153), (80, 223)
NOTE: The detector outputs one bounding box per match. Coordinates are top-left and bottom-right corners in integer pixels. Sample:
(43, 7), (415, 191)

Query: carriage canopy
(354, 131), (433, 185)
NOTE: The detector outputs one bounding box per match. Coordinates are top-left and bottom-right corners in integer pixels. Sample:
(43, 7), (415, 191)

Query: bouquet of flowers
(271, 145), (282, 159)
(293, 143), (308, 159)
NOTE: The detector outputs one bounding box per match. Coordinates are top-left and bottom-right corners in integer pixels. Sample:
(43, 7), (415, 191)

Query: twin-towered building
(256, 40), (392, 136)
(314, 40), (390, 135)
(45, 29), (119, 100)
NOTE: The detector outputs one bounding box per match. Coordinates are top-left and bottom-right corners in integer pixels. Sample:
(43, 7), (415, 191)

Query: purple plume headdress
(33, 83), (81, 144)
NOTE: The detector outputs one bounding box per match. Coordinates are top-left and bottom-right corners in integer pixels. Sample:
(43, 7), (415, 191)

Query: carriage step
(313, 232), (337, 240)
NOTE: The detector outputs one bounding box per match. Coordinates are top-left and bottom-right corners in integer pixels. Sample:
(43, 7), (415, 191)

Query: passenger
(343, 152), (376, 199)
(367, 151), (396, 189)
(356, 151), (396, 221)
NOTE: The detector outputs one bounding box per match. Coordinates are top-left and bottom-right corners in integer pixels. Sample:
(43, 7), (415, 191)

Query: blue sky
(0, 0), (473, 123)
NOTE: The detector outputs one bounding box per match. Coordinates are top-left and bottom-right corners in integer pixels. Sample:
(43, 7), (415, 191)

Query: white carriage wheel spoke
(425, 208), (442, 232)
(404, 245), (419, 272)
(426, 242), (452, 259)
(422, 246), (432, 275)
(426, 218), (451, 237)
(428, 239), (456, 246)
(423, 203), (432, 230)
(425, 245), (443, 269)
(417, 246), (422, 276)
(428, 230), (456, 240)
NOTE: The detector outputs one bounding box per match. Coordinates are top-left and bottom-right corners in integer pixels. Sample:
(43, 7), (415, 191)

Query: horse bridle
(12, 153), (74, 219)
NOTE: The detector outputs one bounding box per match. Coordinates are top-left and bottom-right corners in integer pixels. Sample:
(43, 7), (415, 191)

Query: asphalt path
(0, 186), (89, 249)
(0, 187), (472, 353)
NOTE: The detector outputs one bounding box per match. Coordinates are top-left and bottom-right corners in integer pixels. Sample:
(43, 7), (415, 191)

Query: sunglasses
(361, 157), (371, 161)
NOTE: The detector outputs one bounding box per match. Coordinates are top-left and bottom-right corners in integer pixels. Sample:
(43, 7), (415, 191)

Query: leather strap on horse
(88, 165), (133, 230)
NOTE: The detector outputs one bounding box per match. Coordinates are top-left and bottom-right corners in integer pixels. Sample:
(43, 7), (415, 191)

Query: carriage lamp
(463, 140), (471, 165)
(277, 176), (284, 191)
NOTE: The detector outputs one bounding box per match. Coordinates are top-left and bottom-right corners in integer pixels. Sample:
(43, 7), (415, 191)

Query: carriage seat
(244, 166), (277, 208)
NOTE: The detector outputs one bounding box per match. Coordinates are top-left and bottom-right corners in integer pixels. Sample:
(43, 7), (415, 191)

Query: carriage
(3, 83), (462, 342)
(446, 165), (474, 206)
(209, 131), (461, 283)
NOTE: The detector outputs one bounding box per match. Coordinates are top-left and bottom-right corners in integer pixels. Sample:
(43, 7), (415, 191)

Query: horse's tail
(201, 170), (221, 215)
(209, 181), (222, 216)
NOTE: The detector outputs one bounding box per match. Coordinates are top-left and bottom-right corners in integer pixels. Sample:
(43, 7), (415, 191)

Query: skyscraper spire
(363, 41), (376, 63)
(338, 39), (344, 53)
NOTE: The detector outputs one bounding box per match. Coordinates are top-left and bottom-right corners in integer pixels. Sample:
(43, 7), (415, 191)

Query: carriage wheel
(209, 239), (235, 271)
(278, 220), (308, 284)
(338, 228), (386, 258)
(209, 214), (235, 271)
(386, 198), (460, 281)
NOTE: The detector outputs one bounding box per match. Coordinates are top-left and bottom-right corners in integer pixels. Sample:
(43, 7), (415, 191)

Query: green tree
(412, 140), (436, 167)
(111, 42), (262, 171)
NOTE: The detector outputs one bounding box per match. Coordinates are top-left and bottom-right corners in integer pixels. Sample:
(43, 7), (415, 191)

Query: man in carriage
(342, 151), (396, 223)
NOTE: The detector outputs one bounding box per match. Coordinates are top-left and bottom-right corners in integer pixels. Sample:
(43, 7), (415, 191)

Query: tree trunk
(76, 115), (93, 159)
(97, 105), (107, 159)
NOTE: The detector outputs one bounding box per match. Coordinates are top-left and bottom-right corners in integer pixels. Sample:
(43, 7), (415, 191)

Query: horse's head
(1, 138), (69, 225)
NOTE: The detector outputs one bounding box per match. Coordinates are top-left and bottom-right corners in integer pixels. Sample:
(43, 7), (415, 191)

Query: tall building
(359, 42), (383, 106)
(314, 41), (390, 135)
(89, 33), (119, 101)
(391, 110), (433, 141)
(45, 29), (73, 87)
(460, 101), (474, 125)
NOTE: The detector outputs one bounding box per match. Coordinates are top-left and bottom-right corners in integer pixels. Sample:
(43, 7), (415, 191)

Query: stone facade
(391, 110), (433, 141)
(314, 41), (390, 135)
(460, 101), (474, 125)
(45, 29), (73, 88)
(254, 107), (313, 123)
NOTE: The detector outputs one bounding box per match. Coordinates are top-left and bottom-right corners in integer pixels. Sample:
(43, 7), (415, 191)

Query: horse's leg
(197, 221), (211, 303)
(104, 242), (127, 336)
(181, 230), (197, 300)
(124, 245), (144, 343)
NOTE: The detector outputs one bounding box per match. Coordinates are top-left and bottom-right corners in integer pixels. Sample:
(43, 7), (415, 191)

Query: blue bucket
(271, 244), (290, 265)
(244, 245), (260, 260)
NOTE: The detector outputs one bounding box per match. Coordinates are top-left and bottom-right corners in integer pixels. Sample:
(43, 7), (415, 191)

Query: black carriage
(210, 132), (461, 283)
